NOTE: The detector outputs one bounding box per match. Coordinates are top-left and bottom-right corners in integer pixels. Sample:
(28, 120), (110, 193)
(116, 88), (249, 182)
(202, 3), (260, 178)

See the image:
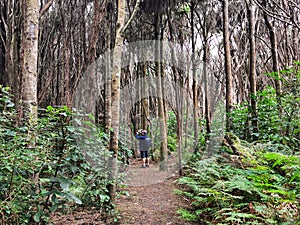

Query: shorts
(140, 151), (149, 158)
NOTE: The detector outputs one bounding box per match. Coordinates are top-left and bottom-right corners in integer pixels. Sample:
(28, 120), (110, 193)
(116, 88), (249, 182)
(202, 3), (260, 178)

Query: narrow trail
(116, 158), (196, 225)
(50, 157), (196, 225)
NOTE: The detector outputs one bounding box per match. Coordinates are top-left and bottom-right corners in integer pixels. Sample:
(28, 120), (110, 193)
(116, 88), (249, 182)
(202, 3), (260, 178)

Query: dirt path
(50, 157), (195, 225)
(115, 159), (196, 225)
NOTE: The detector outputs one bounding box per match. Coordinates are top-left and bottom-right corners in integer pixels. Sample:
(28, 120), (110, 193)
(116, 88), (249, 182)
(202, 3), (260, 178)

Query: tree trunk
(222, 0), (233, 132)
(142, 63), (149, 130)
(167, 13), (183, 175)
(108, 0), (126, 203)
(155, 13), (168, 171)
(105, 8), (112, 134)
(21, 0), (39, 120)
(191, 1), (199, 150)
(248, 0), (259, 140)
(203, 43), (211, 138)
(262, 0), (283, 134)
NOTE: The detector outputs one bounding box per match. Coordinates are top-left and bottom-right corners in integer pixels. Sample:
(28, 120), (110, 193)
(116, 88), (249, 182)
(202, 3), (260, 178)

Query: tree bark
(21, 0), (39, 120)
(155, 13), (168, 171)
(222, 0), (234, 132)
(105, 2), (113, 133)
(203, 42), (211, 137)
(108, 0), (126, 203)
(191, 1), (199, 150)
(248, 0), (259, 140)
(262, 0), (283, 134)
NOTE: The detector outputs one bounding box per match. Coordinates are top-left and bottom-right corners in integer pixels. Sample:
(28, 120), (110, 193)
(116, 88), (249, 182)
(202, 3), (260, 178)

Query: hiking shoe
(146, 165), (149, 167)
(141, 165), (146, 168)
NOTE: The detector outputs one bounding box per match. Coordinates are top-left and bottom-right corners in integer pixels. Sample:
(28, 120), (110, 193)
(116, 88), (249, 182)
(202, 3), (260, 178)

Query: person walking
(135, 129), (152, 168)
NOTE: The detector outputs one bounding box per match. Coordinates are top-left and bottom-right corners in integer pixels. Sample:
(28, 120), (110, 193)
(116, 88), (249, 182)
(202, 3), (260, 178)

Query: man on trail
(135, 129), (152, 168)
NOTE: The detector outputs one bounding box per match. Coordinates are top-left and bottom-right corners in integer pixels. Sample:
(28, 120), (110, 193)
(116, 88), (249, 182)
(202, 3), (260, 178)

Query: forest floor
(50, 156), (197, 225)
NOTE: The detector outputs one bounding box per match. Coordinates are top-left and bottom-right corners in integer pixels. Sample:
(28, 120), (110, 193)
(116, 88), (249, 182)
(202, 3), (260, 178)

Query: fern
(177, 147), (300, 224)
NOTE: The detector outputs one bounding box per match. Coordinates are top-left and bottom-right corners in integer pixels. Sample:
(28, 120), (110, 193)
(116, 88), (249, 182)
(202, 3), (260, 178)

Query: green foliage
(178, 62), (300, 224)
(177, 208), (197, 222)
(0, 87), (114, 224)
(177, 2), (191, 13)
(230, 61), (300, 151)
(167, 135), (178, 152)
(176, 143), (300, 224)
(167, 111), (177, 136)
(167, 111), (178, 152)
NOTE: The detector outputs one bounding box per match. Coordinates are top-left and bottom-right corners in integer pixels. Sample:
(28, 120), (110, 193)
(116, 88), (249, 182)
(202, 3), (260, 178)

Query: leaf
(290, 172), (300, 182)
(63, 192), (82, 204)
(67, 126), (75, 132)
(33, 211), (41, 222)
(51, 193), (57, 204)
(60, 181), (70, 191)
(50, 204), (58, 213)
(46, 105), (54, 111)
(74, 118), (82, 125)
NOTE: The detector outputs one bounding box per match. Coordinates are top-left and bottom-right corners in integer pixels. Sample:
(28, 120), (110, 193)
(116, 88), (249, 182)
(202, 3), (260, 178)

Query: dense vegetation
(176, 63), (300, 224)
(1, 0), (300, 222)
(0, 86), (117, 224)
(1, 62), (299, 224)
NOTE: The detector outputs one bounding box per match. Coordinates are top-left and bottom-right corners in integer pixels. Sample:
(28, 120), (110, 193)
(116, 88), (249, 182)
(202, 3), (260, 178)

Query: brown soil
(115, 158), (196, 225)
(50, 157), (196, 225)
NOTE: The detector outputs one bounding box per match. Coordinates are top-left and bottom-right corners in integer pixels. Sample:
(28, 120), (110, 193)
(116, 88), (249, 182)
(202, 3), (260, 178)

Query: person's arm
(135, 134), (147, 140)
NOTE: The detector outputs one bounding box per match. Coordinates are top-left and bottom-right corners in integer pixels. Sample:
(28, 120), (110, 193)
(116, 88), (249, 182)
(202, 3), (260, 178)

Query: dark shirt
(135, 134), (151, 152)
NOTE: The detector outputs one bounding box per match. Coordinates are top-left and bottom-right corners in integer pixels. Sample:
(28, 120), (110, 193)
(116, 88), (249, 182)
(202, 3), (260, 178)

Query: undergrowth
(176, 137), (300, 224)
(0, 86), (120, 224)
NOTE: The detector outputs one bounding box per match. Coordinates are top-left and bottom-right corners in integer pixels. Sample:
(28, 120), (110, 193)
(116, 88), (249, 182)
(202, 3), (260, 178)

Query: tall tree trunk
(21, 0), (39, 120)
(142, 63), (149, 130)
(222, 0), (233, 132)
(155, 13), (168, 171)
(262, 0), (283, 134)
(108, 0), (126, 203)
(191, 1), (199, 150)
(167, 12), (183, 175)
(64, 38), (71, 108)
(203, 42), (211, 137)
(105, 3), (113, 133)
(248, 0), (259, 140)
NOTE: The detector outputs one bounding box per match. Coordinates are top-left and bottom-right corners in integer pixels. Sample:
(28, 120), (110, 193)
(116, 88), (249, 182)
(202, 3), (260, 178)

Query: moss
(224, 132), (257, 167)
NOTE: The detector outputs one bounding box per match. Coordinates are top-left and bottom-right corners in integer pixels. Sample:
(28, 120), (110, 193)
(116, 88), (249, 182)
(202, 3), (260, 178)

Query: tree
(222, 0), (233, 131)
(247, 0), (259, 139)
(191, 1), (199, 149)
(108, 0), (126, 203)
(104, 2), (113, 134)
(21, 0), (39, 121)
(154, 13), (168, 171)
(261, 0), (283, 133)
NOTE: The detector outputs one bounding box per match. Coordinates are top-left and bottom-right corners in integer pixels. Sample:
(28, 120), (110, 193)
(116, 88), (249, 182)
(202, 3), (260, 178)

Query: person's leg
(145, 152), (150, 166)
(141, 151), (146, 167)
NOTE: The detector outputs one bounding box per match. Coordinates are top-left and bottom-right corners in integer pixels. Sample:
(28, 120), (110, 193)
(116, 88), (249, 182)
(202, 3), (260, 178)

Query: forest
(0, 0), (299, 224)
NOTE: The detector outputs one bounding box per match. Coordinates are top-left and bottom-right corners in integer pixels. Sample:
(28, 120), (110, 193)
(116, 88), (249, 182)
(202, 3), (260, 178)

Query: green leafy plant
(230, 61), (300, 152)
(176, 139), (300, 224)
(0, 87), (114, 224)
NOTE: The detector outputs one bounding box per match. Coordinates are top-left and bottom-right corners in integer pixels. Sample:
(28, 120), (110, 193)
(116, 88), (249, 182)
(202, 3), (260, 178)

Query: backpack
(145, 137), (152, 149)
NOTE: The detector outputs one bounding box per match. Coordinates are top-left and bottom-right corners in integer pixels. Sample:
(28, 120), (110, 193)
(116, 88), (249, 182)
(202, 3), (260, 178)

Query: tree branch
(121, 0), (141, 35)
(39, 0), (54, 18)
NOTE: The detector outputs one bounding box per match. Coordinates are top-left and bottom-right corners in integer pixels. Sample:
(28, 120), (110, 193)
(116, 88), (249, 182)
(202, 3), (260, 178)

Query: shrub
(176, 139), (300, 224)
(0, 86), (114, 224)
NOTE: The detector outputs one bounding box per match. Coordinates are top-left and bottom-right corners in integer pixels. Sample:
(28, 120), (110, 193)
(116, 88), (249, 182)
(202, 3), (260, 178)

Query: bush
(230, 61), (300, 151)
(0, 86), (114, 224)
(176, 139), (300, 224)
